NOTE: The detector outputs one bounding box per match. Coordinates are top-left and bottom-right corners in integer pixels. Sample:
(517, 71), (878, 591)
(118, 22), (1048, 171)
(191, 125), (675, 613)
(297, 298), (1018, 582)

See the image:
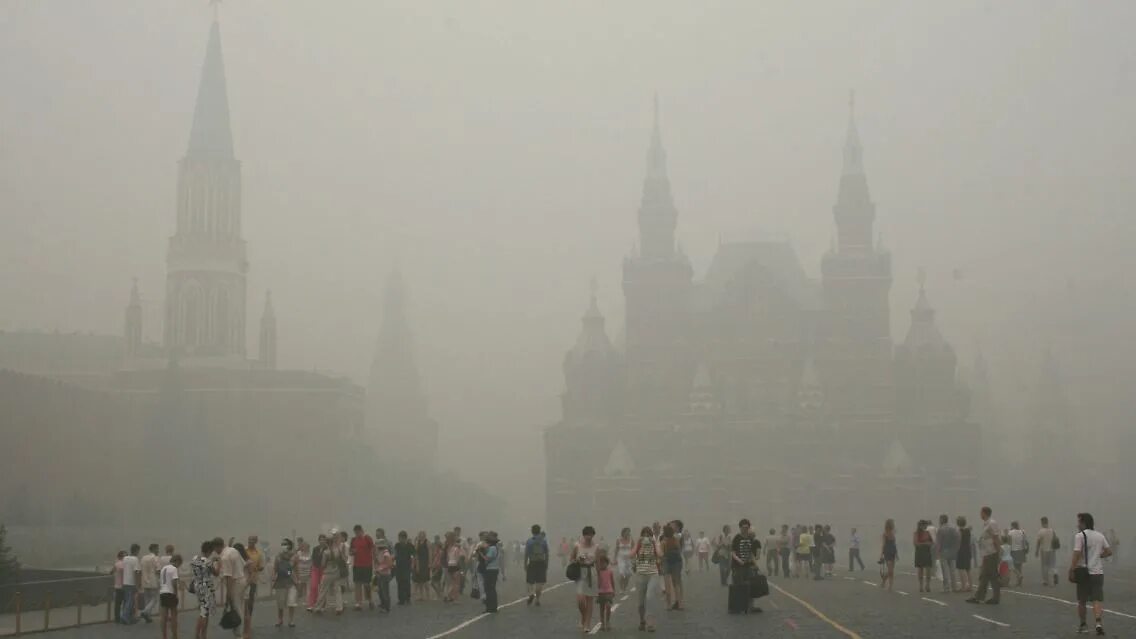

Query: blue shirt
(525, 536), (549, 562)
(484, 544), (500, 571)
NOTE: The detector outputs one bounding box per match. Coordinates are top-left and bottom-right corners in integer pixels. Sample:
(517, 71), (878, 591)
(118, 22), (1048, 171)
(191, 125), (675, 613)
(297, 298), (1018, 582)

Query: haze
(2, 0), (1134, 526)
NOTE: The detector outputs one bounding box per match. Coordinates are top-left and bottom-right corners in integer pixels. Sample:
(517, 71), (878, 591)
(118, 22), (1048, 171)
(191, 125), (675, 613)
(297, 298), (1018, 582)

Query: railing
(0, 577), (273, 636)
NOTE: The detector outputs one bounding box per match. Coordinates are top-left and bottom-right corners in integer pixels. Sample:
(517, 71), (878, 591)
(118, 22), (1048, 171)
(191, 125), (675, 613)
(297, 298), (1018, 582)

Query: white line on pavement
(843, 576), (857, 581)
(588, 603), (620, 634)
(862, 580), (878, 586)
(896, 590), (909, 596)
(1003, 589), (1136, 620)
(922, 597), (948, 607)
(424, 581), (570, 639)
(619, 594), (629, 601)
(972, 614), (1010, 627)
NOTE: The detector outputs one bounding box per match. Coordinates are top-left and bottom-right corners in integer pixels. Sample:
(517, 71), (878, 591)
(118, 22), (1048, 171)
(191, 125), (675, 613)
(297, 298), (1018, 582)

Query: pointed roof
(902, 273), (948, 352)
(842, 90), (863, 177)
(370, 268), (425, 409)
(646, 92), (668, 180)
(568, 280), (616, 363)
(187, 20), (235, 158)
(603, 440), (636, 477)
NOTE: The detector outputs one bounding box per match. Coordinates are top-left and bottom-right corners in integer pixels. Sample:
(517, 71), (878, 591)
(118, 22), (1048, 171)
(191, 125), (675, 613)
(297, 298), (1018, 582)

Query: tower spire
(258, 290), (277, 369)
(187, 18), (234, 157)
(124, 278), (143, 356)
(637, 94), (677, 259)
(843, 88), (863, 176)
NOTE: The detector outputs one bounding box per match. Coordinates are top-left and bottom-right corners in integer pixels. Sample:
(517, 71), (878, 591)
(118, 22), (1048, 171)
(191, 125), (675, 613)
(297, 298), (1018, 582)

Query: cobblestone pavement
(26, 564), (1136, 638)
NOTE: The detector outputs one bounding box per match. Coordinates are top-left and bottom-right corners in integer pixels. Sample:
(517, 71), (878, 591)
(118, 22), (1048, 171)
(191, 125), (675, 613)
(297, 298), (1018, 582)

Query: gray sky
(2, 0), (1134, 515)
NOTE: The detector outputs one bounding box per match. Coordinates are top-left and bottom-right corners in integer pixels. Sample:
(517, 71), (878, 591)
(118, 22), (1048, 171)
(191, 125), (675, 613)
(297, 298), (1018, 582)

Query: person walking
(632, 526), (662, 632)
(615, 528), (634, 594)
(936, 514), (960, 592)
(444, 532), (464, 603)
(879, 519), (897, 591)
(660, 524), (684, 610)
(159, 554), (182, 639)
(271, 539), (296, 628)
(848, 528), (865, 571)
(696, 531), (711, 572)
(313, 532), (344, 615)
(243, 536), (264, 622)
(796, 526), (813, 580)
(481, 532), (501, 613)
(570, 526), (599, 632)
(1070, 512), (1111, 636)
(714, 525), (732, 587)
(956, 516), (974, 591)
(764, 528), (781, 576)
(914, 520), (934, 592)
(292, 540), (311, 613)
(1008, 521), (1028, 587)
(966, 506), (1002, 605)
(779, 525), (792, 577)
(374, 539), (394, 612)
(349, 525), (374, 611)
(413, 532), (431, 602)
(112, 551), (126, 624)
(525, 524), (549, 606)
(1036, 516), (1058, 587)
(190, 541), (219, 639)
(730, 518), (761, 614)
(393, 531), (415, 606)
(306, 535), (326, 610)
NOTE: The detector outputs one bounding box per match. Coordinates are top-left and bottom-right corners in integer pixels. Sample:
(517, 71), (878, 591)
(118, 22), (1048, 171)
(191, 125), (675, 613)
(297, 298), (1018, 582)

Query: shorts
(160, 593), (178, 610)
(353, 566), (373, 585)
(526, 561), (548, 585)
(597, 593), (614, 605)
(1076, 574), (1104, 603)
(1011, 550), (1026, 565)
(274, 587), (291, 609)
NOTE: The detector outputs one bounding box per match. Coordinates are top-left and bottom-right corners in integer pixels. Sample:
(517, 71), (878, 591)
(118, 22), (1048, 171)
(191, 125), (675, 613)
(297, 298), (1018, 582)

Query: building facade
(545, 99), (980, 538)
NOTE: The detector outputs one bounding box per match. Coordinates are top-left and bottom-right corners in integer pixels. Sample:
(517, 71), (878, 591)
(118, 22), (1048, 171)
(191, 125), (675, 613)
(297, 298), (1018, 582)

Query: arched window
(182, 283), (202, 348)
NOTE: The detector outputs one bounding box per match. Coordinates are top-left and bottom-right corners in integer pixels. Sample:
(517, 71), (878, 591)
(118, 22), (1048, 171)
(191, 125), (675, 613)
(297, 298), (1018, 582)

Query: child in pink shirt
(374, 540), (394, 612)
(596, 555), (615, 631)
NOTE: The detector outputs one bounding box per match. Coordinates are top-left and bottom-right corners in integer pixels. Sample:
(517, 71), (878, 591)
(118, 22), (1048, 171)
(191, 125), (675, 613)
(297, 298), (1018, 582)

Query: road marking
(843, 576), (857, 581)
(771, 583), (863, 639)
(861, 580), (877, 586)
(424, 581), (570, 639)
(896, 590), (909, 596)
(922, 597), (948, 607)
(1004, 589), (1136, 621)
(768, 597), (781, 610)
(619, 594), (629, 601)
(973, 614), (1010, 627)
(588, 603), (619, 634)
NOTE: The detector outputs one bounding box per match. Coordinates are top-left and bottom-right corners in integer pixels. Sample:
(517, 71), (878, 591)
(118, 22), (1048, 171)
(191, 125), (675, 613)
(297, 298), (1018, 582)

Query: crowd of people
(104, 509), (1118, 637)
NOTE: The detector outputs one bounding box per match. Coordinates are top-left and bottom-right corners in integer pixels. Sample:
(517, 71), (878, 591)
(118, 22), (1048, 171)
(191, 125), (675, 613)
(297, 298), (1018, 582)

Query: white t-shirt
(1008, 529), (1027, 551)
(159, 564), (179, 595)
(1073, 529), (1110, 575)
(220, 547), (246, 582)
(122, 555), (141, 587)
(140, 553), (160, 589)
(696, 537), (711, 553)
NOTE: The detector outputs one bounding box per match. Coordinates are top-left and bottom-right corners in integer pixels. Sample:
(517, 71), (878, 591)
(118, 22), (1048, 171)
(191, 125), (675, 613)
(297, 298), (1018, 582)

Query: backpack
(529, 539), (548, 564)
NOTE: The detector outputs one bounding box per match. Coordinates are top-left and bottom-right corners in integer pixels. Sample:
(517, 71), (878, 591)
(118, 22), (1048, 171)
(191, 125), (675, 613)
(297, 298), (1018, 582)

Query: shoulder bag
(1071, 531), (1089, 584)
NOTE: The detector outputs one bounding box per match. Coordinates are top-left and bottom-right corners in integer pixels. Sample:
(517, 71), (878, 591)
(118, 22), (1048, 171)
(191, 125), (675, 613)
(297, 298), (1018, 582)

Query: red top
(597, 568), (615, 595)
(351, 535), (375, 566)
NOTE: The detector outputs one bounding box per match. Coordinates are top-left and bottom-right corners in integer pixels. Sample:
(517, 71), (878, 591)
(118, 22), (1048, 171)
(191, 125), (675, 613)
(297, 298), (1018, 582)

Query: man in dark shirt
(393, 531), (416, 606)
(730, 519), (763, 613)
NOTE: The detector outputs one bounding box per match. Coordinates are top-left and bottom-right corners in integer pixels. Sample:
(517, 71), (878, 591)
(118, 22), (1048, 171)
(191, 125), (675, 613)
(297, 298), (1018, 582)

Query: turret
(562, 280), (623, 422)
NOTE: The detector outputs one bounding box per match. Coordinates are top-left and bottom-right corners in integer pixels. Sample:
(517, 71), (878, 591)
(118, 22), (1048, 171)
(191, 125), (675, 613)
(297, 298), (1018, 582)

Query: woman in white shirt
(159, 554), (182, 639)
(570, 526), (599, 632)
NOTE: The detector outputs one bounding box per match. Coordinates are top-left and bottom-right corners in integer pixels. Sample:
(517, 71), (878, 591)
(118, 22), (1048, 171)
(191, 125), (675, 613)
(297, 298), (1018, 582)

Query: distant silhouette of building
(545, 96), (979, 536)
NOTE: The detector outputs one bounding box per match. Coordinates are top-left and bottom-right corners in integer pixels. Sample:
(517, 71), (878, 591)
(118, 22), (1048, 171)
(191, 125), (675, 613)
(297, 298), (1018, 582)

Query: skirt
(914, 546), (933, 568)
(956, 549), (972, 571)
(575, 565), (597, 597)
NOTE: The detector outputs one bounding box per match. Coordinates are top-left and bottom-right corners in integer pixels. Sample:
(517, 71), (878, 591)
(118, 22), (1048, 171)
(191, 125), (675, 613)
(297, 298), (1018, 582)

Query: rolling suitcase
(728, 583), (750, 614)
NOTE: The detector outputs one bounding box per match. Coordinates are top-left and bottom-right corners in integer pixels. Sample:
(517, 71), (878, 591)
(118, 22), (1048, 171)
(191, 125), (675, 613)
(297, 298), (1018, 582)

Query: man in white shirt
(1069, 512), (1111, 636)
(121, 544), (142, 624)
(696, 532), (711, 572)
(1035, 516), (1058, 587)
(1007, 522), (1028, 586)
(966, 506), (1002, 605)
(139, 543), (161, 623)
(218, 538), (247, 635)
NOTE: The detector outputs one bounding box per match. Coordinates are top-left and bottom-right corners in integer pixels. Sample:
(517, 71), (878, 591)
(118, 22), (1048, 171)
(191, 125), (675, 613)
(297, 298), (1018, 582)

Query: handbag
(219, 601), (242, 630)
(1071, 531), (1090, 584)
(748, 570), (769, 599)
(566, 561), (581, 582)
